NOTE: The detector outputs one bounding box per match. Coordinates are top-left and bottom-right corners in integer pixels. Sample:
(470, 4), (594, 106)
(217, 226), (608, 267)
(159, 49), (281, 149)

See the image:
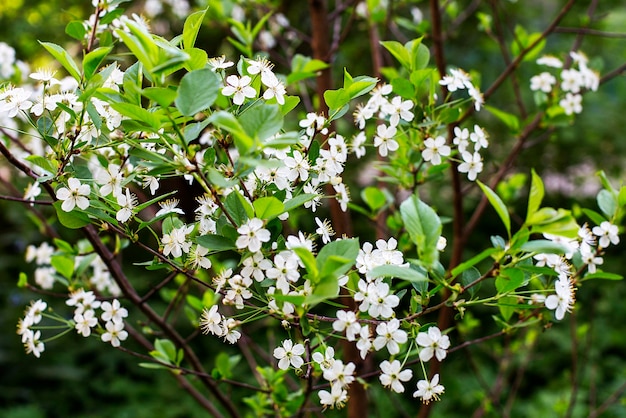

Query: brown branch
(555, 27), (626, 38)
(488, 0), (527, 119)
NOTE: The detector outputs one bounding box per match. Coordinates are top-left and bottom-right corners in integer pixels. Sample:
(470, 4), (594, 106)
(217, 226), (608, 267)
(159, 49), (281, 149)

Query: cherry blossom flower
(56, 178), (91, 212)
(356, 325), (372, 359)
(262, 76), (286, 104)
(74, 310), (98, 337)
(236, 218), (271, 253)
(240, 252), (272, 282)
(439, 68), (471, 92)
(379, 360), (413, 393)
(161, 225), (194, 258)
(383, 96), (414, 126)
(592, 221), (619, 248)
(312, 346), (336, 371)
(422, 136), (451, 165)
(530, 72), (557, 93)
(208, 55), (234, 71)
(413, 374), (445, 404)
(373, 124), (398, 157)
(222, 75), (256, 105)
(273, 339), (305, 370)
(333, 310), (361, 341)
(322, 360), (356, 388)
(101, 320), (128, 347)
(373, 318), (407, 355)
(116, 188), (137, 223)
(559, 93), (582, 115)
(470, 125), (489, 150)
(100, 299), (128, 324)
(318, 383), (348, 409)
(458, 151), (483, 181)
(545, 277), (576, 320)
(155, 198), (185, 217)
(284, 150), (310, 182)
(198, 306), (223, 338)
(315, 217), (335, 244)
(0, 86), (33, 117)
(222, 318), (242, 344)
(351, 131), (367, 158)
(24, 330), (45, 358)
(416, 326), (450, 362)
(224, 274), (253, 309)
(537, 55), (563, 68)
(209, 55), (235, 71)
(561, 69), (583, 93)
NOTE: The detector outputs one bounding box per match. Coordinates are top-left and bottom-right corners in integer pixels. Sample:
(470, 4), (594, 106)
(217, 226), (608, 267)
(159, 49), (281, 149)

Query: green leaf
(451, 248), (498, 278)
(65, 21), (87, 41)
(18, 272), (28, 288)
(361, 186), (387, 212)
(109, 102), (162, 130)
(391, 78), (415, 99)
(477, 181), (511, 237)
(380, 40), (411, 70)
(283, 194), (318, 212)
(582, 208), (607, 225)
(182, 8), (207, 50)
(50, 255), (74, 280)
(399, 195), (442, 268)
(324, 88), (350, 112)
(519, 240), (572, 255)
(597, 189), (617, 219)
(485, 105), (520, 132)
(143, 87), (177, 108)
(345, 75), (378, 99)
(215, 352), (233, 379)
(253, 196), (284, 221)
(583, 271), (623, 281)
(224, 190), (253, 226)
(495, 268), (525, 294)
(526, 169), (544, 222)
(195, 234), (237, 254)
(154, 339), (177, 363)
(83, 46), (113, 80)
(310, 274), (340, 305)
(53, 201), (91, 229)
(25, 155), (56, 175)
(368, 265), (427, 283)
(175, 68), (220, 116)
(40, 42), (81, 81)
(410, 39), (430, 70)
(239, 104), (283, 141)
(498, 296), (518, 321)
(459, 267), (481, 297)
(316, 239), (359, 282)
(292, 247), (318, 281)
(208, 111), (254, 155)
(527, 208), (579, 238)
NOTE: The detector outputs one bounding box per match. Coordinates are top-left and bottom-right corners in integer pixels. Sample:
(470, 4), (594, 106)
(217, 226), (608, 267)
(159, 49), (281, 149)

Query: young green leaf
(526, 169), (544, 222)
(399, 195), (442, 268)
(182, 8), (207, 50)
(477, 181), (511, 237)
(175, 68), (220, 116)
(40, 42), (81, 81)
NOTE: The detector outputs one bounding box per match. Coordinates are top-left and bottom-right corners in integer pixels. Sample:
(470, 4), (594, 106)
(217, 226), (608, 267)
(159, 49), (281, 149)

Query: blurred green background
(1, 0), (625, 417)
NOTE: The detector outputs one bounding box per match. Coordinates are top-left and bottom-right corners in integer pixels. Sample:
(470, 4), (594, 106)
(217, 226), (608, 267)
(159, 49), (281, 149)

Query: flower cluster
(530, 51), (599, 115)
(17, 291), (129, 358)
(531, 221), (619, 320)
(67, 289), (129, 346)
